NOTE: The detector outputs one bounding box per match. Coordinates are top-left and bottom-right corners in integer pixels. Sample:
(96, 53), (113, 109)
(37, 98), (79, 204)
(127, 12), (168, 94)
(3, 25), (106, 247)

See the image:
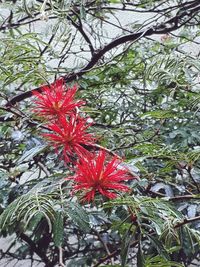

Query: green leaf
(120, 229), (133, 267)
(80, 1), (86, 19)
(147, 234), (170, 260)
(28, 212), (43, 231)
(137, 241), (145, 267)
(145, 255), (183, 267)
(66, 202), (90, 232)
(17, 145), (47, 164)
(141, 110), (175, 119)
(0, 193), (56, 235)
(53, 211), (64, 247)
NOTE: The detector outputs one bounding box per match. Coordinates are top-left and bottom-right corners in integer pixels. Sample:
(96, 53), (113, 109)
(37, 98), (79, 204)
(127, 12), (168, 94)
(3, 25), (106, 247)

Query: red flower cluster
(32, 79), (84, 120)
(32, 79), (94, 162)
(43, 115), (95, 162)
(71, 150), (132, 202)
(32, 78), (135, 202)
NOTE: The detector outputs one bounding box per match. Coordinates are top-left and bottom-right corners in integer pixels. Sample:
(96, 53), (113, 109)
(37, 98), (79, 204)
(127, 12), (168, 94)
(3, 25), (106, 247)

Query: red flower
(71, 150), (133, 202)
(43, 115), (95, 162)
(32, 79), (84, 119)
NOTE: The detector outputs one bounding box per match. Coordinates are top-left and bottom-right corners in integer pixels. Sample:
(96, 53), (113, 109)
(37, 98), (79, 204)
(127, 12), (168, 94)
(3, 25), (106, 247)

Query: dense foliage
(0, 1), (200, 266)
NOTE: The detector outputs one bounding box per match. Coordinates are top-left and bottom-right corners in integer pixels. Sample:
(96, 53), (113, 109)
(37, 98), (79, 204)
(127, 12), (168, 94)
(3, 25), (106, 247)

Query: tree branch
(4, 1), (200, 108)
(175, 216), (200, 228)
(19, 233), (55, 267)
(67, 12), (95, 55)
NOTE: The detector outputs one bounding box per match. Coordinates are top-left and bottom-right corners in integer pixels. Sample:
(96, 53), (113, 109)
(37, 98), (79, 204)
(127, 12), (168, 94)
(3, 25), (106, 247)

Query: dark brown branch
(175, 216), (200, 228)
(4, 1), (200, 107)
(170, 195), (200, 201)
(149, 190), (200, 202)
(125, 0), (199, 13)
(40, 31), (57, 56)
(67, 13), (95, 55)
(19, 233), (55, 266)
(93, 239), (139, 267)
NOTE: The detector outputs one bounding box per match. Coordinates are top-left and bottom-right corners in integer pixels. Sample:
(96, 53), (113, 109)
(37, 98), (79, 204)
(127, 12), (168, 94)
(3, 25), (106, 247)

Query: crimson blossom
(43, 115), (95, 162)
(32, 79), (84, 120)
(71, 150), (134, 202)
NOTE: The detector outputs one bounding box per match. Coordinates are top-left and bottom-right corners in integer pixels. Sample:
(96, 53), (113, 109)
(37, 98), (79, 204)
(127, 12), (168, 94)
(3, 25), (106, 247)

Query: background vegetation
(0, 0), (200, 266)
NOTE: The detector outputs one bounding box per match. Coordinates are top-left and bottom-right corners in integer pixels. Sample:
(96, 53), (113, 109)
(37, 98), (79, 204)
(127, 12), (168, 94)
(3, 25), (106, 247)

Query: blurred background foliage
(0, 0), (200, 266)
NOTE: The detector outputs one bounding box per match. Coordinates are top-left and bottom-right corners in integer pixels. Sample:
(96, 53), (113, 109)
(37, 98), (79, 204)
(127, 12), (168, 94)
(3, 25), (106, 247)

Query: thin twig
(58, 247), (65, 267)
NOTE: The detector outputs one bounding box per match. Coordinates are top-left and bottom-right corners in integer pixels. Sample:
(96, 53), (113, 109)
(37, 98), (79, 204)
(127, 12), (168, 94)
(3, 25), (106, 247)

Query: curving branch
(3, 0), (200, 108)
(20, 233), (56, 266)
(67, 12), (95, 55)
